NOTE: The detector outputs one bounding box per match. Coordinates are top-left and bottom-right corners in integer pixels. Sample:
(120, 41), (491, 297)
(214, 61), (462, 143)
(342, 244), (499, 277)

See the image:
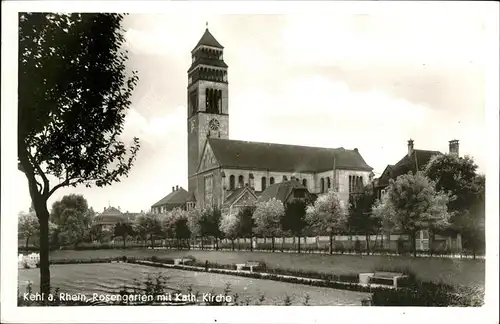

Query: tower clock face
(209, 118), (220, 131)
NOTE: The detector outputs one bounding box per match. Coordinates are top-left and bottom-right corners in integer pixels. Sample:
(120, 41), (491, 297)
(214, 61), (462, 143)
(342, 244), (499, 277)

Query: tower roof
(193, 28), (224, 52)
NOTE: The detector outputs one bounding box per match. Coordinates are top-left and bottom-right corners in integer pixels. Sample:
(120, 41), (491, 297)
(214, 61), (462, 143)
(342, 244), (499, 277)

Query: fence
(20, 233), (481, 258)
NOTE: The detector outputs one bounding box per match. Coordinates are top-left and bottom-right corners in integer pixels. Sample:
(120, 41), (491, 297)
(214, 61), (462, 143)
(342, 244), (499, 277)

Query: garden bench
(235, 261), (262, 272)
(174, 258), (194, 265)
(371, 272), (408, 288)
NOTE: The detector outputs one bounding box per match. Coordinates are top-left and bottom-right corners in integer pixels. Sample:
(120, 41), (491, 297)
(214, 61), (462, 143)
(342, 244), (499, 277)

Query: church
(152, 28), (374, 213)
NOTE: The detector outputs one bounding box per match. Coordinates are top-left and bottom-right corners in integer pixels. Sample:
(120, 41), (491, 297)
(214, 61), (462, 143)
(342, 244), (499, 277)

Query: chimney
(176, 185), (179, 191)
(449, 139), (459, 156)
(407, 139), (414, 157)
(172, 186), (175, 192)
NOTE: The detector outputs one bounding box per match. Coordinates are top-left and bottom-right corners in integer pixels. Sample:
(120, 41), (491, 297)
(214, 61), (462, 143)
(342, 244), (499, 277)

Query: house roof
(257, 180), (308, 204)
(223, 186), (258, 206)
(208, 138), (373, 173)
(151, 188), (190, 208)
(377, 150), (442, 187)
(193, 28), (223, 51)
(93, 207), (138, 225)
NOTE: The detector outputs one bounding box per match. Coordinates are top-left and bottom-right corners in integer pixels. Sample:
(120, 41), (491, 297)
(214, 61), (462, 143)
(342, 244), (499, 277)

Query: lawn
(18, 263), (371, 306)
(46, 249), (485, 287)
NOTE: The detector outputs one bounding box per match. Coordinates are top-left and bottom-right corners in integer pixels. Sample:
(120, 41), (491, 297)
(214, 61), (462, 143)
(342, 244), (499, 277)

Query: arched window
(229, 175), (235, 190)
(270, 177), (275, 185)
(261, 177), (267, 191)
(320, 178), (325, 193)
(249, 173), (255, 188)
(327, 177), (331, 189)
(238, 175), (244, 188)
(302, 179), (307, 187)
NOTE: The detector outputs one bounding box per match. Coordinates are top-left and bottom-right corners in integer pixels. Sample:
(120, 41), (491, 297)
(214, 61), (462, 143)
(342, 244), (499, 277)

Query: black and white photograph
(1, 1), (499, 323)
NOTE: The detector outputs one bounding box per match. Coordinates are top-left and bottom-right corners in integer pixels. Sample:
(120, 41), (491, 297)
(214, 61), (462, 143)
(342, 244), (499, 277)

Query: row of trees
(19, 153), (485, 259)
(117, 153), (484, 258)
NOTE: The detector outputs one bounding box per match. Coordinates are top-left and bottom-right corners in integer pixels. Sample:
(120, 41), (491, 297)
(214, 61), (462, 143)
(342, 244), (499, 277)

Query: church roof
(187, 57), (228, 73)
(376, 149), (442, 187)
(257, 180), (308, 204)
(193, 28), (223, 51)
(208, 138), (373, 173)
(151, 187), (190, 208)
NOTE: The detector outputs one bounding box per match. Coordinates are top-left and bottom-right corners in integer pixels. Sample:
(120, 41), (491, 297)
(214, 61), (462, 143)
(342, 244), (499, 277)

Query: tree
(162, 208), (191, 249)
(220, 211), (239, 251)
(18, 13), (140, 295)
(187, 209), (204, 249)
(134, 213), (162, 248)
(282, 200), (307, 253)
(199, 206), (222, 250)
(59, 209), (89, 247)
(452, 174), (485, 258)
(252, 198), (285, 252)
(237, 206), (255, 251)
(50, 195), (94, 247)
(425, 154), (485, 254)
(372, 172), (450, 257)
(18, 212), (39, 248)
(348, 185), (381, 254)
(50, 194), (89, 226)
(305, 189), (346, 254)
(114, 220), (135, 248)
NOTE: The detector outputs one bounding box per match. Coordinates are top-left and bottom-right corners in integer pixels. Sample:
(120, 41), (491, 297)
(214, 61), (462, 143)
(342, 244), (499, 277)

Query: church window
(204, 174), (214, 207)
(302, 179), (307, 187)
(327, 177), (331, 189)
(321, 178), (325, 193)
(270, 177), (275, 185)
(229, 175), (235, 190)
(249, 173), (255, 188)
(238, 175), (244, 188)
(261, 177), (267, 191)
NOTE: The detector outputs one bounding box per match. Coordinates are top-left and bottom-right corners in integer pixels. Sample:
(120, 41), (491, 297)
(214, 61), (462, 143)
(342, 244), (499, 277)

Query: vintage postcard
(1, 1), (498, 323)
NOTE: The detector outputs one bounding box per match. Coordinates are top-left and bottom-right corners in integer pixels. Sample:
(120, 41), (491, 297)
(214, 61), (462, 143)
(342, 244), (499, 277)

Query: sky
(11, 7), (492, 214)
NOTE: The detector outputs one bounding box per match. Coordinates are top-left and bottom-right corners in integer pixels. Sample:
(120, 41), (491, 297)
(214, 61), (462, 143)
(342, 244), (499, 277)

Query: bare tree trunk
(201, 236), (204, 250)
(250, 235), (253, 252)
(215, 237), (219, 251)
(412, 231), (417, 257)
(271, 236), (275, 252)
(297, 235), (301, 254)
(329, 232), (333, 255)
(123, 236), (126, 249)
(34, 198), (51, 297)
(365, 233), (370, 255)
(25, 236), (30, 249)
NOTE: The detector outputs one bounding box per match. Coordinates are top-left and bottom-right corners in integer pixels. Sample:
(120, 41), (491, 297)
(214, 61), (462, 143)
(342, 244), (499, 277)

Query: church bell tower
(187, 27), (229, 195)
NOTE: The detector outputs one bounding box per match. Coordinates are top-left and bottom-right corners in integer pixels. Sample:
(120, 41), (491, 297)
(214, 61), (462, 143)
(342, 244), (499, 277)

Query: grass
(18, 263), (371, 306)
(44, 248), (485, 287)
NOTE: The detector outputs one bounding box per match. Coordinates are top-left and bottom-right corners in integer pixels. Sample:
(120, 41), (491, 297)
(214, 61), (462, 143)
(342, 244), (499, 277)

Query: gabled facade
(220, 186), (258, 216)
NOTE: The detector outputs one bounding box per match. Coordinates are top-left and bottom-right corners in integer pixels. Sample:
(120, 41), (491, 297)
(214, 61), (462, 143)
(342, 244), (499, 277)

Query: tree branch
(26, 150), (50, 197)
